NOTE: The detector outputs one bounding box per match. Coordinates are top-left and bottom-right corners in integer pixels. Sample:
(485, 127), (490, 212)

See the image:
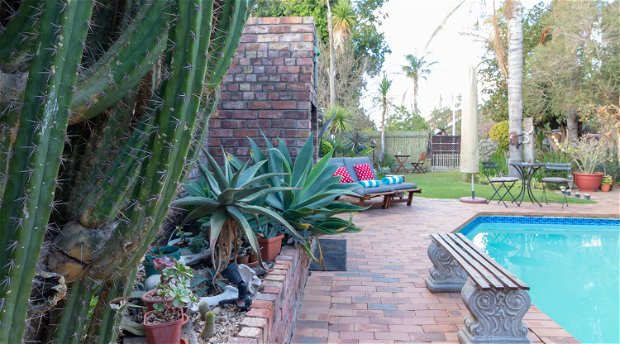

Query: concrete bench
(426, 233), (531, 344)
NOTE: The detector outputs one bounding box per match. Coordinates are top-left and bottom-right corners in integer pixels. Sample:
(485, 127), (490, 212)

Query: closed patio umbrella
(460, 66), (486, 203)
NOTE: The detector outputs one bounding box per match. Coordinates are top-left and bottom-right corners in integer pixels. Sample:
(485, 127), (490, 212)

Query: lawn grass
(402, 171), (594, 204)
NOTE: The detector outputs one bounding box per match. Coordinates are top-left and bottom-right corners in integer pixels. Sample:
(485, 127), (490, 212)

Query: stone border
(229, 245), (311, 343)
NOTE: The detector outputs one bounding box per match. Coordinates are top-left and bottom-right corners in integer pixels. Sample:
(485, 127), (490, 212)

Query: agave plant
(246, 135), (365, 259)
(171, 150), (303, 273)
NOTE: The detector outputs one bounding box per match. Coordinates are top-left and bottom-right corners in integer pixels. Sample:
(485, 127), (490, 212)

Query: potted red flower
(143, 261), (196, 344)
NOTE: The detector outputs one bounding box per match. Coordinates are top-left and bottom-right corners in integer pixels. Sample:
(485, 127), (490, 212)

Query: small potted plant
(143, 261), (196, 344)
(600, 175), (613, 192)
(256, 222), (285, 261)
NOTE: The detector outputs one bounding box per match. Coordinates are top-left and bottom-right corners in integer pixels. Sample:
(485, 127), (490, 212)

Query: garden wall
(206, 16), (319, 165)
(229, 246), (311, 344)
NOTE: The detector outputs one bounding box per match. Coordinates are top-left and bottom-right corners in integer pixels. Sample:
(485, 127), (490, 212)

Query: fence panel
(367, 131), (429, 161)
(430, 135), (461, 171)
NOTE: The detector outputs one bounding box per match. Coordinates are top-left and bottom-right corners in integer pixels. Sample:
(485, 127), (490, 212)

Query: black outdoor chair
(481, 161), (519, 207)
(541, 163), (572, 208)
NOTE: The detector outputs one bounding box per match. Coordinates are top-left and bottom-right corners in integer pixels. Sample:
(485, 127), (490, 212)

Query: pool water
(459, 216), (620, 344)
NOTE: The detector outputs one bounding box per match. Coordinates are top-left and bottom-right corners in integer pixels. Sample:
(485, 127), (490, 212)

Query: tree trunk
(566, 109), (579, 142)
(507, 0), (523, 177)
(326, 0), (337, 108)
(380, 105), (386, 163)
(413, 77), (419, 114)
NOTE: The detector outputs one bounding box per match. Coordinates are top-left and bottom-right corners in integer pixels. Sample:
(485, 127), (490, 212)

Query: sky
(360, 0), (543, 125)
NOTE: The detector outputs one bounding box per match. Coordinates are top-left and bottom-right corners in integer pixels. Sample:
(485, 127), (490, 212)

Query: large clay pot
(573, 172), (604, 192)
(143, 309), (188, 344)
(258, 234), (284, 261)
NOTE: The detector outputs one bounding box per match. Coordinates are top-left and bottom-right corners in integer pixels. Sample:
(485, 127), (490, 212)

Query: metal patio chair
(481, 161), (519, 207)
(541, 163), (572, 208)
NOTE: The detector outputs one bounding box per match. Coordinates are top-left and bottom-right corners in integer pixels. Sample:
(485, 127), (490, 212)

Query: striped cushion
(333, 166), (354, 183)
(382, 175), (404, 184)
(358, 179), (381, 188)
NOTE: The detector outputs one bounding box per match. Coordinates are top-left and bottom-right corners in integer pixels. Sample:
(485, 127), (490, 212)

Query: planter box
(230, 245), (311, 343)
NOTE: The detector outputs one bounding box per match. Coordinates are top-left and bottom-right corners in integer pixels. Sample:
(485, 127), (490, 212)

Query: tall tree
(376, 74), (392, 162)
(332, 0), (356, 53)
(401, 54), (437, 114)
(507, 0), (523, 175)
(326, 0), (337, 107)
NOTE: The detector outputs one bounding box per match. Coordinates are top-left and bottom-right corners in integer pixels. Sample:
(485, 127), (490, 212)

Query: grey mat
(309, 239), (346, 271)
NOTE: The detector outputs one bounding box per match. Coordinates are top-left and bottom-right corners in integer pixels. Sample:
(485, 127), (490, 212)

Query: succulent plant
(245, 135), (365, 259)
(172, 150), (304, 273)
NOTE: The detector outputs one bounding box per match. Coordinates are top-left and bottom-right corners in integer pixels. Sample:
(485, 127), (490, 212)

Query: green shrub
(320, 139), (334, 157)
(489, 120), (510, 151)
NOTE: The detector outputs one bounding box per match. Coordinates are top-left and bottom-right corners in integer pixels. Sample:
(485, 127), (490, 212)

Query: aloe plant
(246, 135), (365, 258)
(172, 150), (304, 273)
(0, 0), (254, 342)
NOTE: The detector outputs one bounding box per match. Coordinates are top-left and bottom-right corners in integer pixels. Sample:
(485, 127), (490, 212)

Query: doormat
(309, 239), (346, 271)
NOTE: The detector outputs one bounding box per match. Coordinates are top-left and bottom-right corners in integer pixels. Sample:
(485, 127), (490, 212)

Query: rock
(178, 248), (212, 266)
(212, 306), (221, 315)
(144, 274), (161, 291)
(189, 285), (237, 313)
(237, 264), (261, 295)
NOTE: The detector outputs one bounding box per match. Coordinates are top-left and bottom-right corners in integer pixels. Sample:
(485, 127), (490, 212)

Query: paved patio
(291, 189), (620, 343)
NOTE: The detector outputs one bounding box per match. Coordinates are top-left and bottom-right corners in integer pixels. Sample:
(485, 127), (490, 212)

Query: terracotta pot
(258, 234), (284, 261)
(600, 183), (611, 192)
(236, 255), (249, 264)
(573, 172), (604, 192)
(247, 253), (259, 267)
(141, 290), (172, 311)
(143, 310), (188, 344)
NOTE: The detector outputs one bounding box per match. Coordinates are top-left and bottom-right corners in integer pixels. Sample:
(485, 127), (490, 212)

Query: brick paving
(291, 189), (619, 343)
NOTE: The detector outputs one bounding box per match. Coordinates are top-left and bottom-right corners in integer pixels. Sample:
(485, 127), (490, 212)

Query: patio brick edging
(229, 246), (311, 344)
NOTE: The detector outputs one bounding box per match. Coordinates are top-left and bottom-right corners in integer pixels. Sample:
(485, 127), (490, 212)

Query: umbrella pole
(471, 174), (475, 199)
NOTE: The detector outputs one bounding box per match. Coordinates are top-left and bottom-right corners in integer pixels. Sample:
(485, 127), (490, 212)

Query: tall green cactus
(0, 0), (254, 342)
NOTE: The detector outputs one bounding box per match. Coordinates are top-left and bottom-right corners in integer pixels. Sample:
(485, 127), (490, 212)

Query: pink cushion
(353, 163), (376, 181)
(333, 166), (354, 183)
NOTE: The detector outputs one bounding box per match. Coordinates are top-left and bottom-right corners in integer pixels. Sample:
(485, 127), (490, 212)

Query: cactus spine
(202, 310), (216, 340)
(0, 0), (254, 342)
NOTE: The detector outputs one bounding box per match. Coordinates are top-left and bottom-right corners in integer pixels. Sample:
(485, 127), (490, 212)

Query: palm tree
(376, 74), (392, 163)
(401, 54), (437, 114)
(325, 0), (337, 107)
(506, 0), (523, 176)
(332, 0), (356, 53)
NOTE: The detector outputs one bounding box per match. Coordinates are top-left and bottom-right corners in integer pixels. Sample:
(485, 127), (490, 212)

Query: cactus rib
(0, 0), (41, 70)
(51, 278), (97, 344)
(69, 0), (171, 124)
(0, 0), (94, 341)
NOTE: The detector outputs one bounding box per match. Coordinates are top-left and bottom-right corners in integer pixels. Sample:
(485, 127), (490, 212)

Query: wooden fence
(367, 131), (429, 162)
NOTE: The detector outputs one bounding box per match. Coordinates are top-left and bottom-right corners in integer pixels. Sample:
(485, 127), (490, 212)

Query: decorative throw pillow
(353, 163), (376, 181)
(332, 166), (354, 183)
(358, 179), (381, 188)
(382, 175), (404, 185)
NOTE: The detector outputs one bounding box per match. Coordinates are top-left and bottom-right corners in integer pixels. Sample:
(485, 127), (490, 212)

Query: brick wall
(229, 246), (311, 344)
(207, 17), (319, 163)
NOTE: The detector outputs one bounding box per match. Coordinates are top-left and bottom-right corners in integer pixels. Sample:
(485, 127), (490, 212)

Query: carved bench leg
(458, 278), (531, 344)
(425, 238), (467, 292)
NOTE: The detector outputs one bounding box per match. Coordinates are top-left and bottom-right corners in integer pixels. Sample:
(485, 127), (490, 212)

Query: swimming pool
(459, 216), (620, 344)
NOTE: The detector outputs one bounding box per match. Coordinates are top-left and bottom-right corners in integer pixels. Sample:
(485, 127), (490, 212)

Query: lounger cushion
(333, 166), (354, 183)
(353, 163), (376, 181)
(357, 184), (393, 196)
(390, 182), (418, 191)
